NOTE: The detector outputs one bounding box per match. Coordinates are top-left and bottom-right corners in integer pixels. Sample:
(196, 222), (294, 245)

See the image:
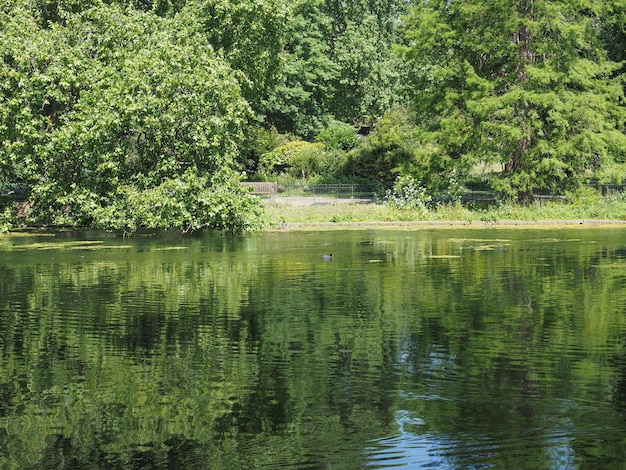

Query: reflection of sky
(364, 407), (580, 469)
(365, 337), (463, 468)
(367, 328), (580, 469)
(364, 409), (456, 468)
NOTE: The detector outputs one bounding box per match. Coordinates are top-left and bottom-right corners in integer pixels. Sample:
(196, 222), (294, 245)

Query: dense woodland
(1, 0), (626, 230)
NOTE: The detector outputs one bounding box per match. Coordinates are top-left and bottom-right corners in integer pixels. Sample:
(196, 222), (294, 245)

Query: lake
(1, 227), (626, 469)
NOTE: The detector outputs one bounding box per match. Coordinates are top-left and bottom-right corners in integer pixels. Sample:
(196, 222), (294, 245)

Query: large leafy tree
(329, 14), (403, 126)
(264, 0), (338, 138)
(187, 0), (288, 118)
(399, 0), (626, 199)
(323, 0), (407, 126)
(0, 3), (260, 230)
(264, 0), (406, 138)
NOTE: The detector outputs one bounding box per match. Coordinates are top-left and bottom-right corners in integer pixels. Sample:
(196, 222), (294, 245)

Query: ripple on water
(365, 432), (455, 468)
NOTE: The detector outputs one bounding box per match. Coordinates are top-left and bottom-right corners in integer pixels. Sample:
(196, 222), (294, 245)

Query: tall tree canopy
(399, 0), (626, 199)
(263, 0), (338, 138)
(264, 0), (406, 137)
(188, 0), (288, 119)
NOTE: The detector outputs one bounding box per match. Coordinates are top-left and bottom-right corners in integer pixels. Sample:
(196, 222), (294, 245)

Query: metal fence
(280, 183), (380, 198)
(587, 181), (626, 195)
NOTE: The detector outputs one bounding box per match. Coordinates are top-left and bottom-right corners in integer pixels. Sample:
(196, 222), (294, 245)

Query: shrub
(565, 185), (603, 207)
(315, 120), (359, 151)
(0, 207), (13, 233)
(239, 126), (295, 174)
(260, 141), (336, 178)
(342, 108), (420, 187)
(27, 169), (262, 232)
(385, 175), (432, 214)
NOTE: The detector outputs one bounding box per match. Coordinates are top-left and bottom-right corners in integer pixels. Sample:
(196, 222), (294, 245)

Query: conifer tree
(400, 0), (626, 199)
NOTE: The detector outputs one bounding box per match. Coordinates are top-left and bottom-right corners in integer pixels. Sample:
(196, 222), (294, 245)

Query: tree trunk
(506, 0), (534, 182)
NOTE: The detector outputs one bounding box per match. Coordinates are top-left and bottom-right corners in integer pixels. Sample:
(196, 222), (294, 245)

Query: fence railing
(282, 183), (380, 198)
(587, 181), (626, 195)
(241, 181), (278, 196)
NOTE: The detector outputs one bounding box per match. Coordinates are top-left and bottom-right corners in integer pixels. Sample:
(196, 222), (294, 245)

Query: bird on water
(321, 254), (334, 260)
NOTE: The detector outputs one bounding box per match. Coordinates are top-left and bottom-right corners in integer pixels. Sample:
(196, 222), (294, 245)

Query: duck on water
(321, 254), (334, 260)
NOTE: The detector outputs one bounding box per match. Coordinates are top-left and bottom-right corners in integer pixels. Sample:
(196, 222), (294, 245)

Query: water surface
(1, 227), (626, 468)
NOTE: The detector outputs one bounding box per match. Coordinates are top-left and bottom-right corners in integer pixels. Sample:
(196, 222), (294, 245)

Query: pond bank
(263, 195), (626, 229)
(270, 219), (626, 231)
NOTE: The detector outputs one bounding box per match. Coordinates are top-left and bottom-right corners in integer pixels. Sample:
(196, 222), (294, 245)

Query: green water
(1, 227), (626, 469)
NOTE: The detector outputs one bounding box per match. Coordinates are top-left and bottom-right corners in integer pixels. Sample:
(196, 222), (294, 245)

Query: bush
(315, 120), (359, 151)
(342, 108), (420, 187)
(0, 207), (13, 233)
(260, 141), (339, 178)
(239, 126), (295, 174)
(385, 175), (432, 214)
(26, 170), (262, 232)
(565, 186), (603, 207)
(594, 162), (626, 186)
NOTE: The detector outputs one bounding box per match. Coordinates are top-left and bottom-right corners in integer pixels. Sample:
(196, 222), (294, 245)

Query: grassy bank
(3, 190), (626, 234)
(263, 191), (626, 227)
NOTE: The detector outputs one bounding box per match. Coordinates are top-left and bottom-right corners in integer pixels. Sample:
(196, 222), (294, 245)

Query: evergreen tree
(399, 0), (626, 199)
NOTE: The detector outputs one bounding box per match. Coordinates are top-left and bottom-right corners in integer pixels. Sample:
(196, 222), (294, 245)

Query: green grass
(262, 192), (626, 227)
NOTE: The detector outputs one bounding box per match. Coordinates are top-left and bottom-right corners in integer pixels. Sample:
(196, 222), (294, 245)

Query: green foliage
(385, 175), (432, 213)
(315, 120), (359, 151)
(3, 0), (626, 230)
(261, 0), (405, 139)
(0, 3), (258, 231)
(91, 169), (263, 232)
(0, 206), (12, 233)
(594, 162), (626, 185)
(260, 140), (336, 178)
(565, 185), (604, 207)
(328, 14), (403, 124)
(187, 0), (288, 115)
(399, 0), (626, 199)
(343, 108), (421, 187)
(238, 125), (293, 175)
(264, 0), (338, 138)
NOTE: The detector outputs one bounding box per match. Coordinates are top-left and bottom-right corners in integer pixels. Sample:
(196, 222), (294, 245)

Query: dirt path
(267, 196), (375, 207)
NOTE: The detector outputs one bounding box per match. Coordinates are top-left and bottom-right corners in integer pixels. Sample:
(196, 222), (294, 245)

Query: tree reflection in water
(1, 228), (626, 468)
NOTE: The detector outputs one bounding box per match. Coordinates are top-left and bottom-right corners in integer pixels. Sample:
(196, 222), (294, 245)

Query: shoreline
(268, 219), (626, 231)
(3, 219), (626, 236)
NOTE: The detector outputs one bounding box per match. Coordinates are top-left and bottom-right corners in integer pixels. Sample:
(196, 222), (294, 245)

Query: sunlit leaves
(188, 0), (289, 115)
(330, 14), (402, 125)
(1, 3), (260, 230)
(399, 0), (626, 198)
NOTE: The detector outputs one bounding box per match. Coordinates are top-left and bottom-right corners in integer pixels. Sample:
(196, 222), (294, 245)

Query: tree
(187, 0), (288, 120)
(0, 4), (261, 230)
(323, 0), (407, 126)
(399, 0), (626, 199)
(329, 14), (403, 126)
(263, 0), (407, 139)
(264, 0), (338, 139)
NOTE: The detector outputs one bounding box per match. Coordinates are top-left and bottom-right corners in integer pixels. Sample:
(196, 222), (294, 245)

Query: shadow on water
(1, 228), (626, 468)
